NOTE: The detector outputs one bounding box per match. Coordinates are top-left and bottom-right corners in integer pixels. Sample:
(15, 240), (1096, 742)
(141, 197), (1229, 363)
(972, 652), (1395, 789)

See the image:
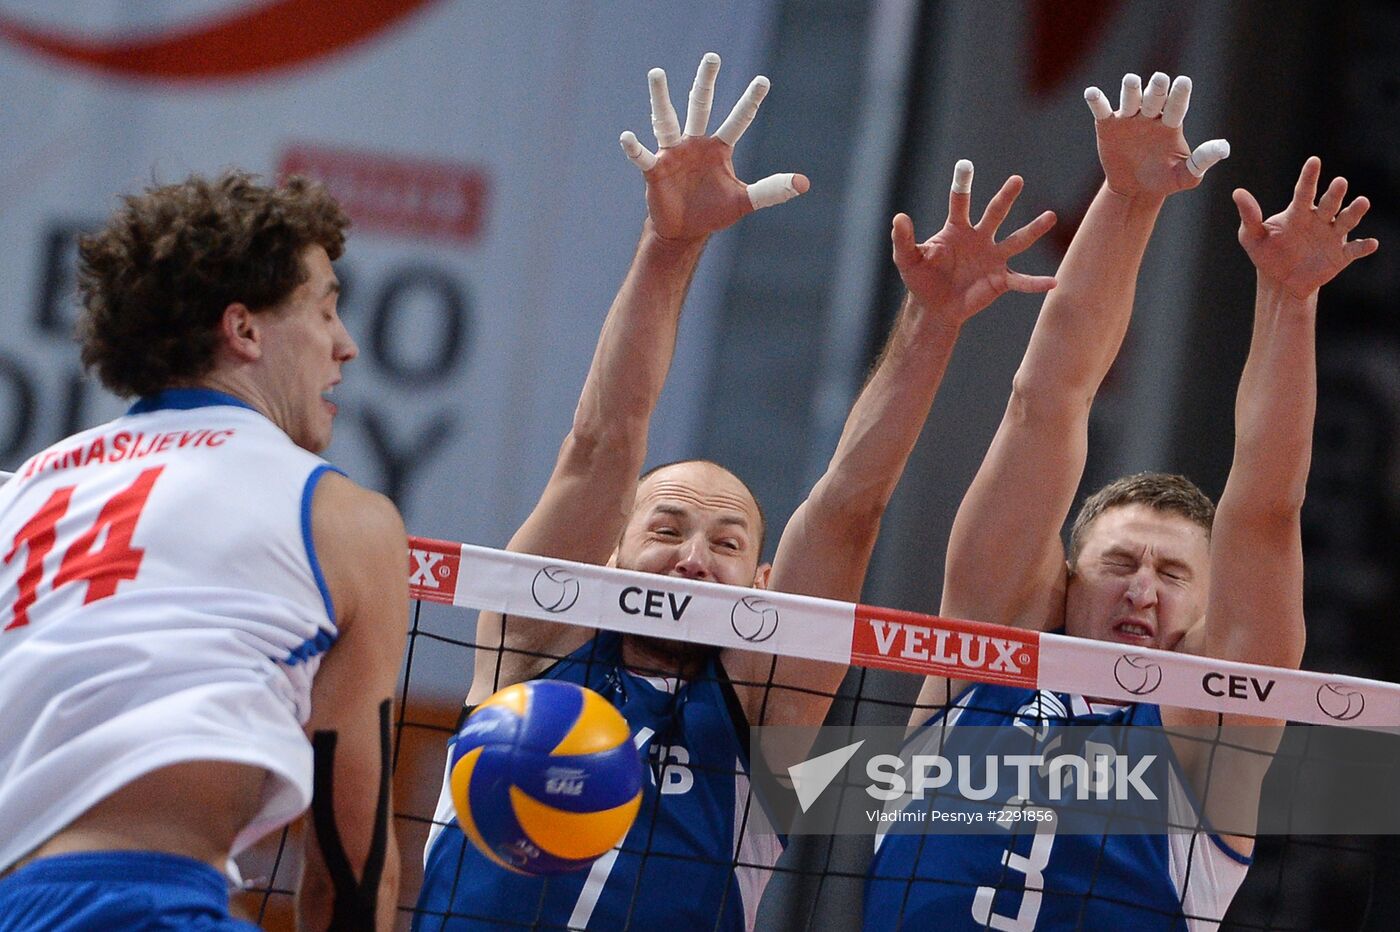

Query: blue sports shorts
(0, 850), (261, 931)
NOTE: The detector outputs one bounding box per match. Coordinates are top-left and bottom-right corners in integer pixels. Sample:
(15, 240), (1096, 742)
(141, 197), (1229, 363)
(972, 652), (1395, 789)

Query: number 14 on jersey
(3, 467), (164, 631)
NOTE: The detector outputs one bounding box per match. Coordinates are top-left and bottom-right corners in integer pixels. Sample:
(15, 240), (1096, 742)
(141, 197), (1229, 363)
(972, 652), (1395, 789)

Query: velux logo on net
(850, 606), (1040, 687)
(407, 539), (461, 603)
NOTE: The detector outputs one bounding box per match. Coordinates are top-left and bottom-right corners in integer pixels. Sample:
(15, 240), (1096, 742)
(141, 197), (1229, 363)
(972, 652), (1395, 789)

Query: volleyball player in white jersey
(0, 171), (409, 931)
(865, 73), (1380, 929)
(415, 53), (1059, 930)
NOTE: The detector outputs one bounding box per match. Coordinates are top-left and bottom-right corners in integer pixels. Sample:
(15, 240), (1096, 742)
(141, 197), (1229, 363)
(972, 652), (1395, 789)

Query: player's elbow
(804, 480), (887, 547)
(557, 418), (646, 480)
(1217, 486), (1305, 533)
(1008, 374), (1092, 426)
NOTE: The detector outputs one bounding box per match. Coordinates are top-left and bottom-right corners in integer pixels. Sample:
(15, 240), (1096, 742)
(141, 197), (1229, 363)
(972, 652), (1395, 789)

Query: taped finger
(1119, 73), (1142, 116)
(747, 173), (805, 211)
(684, 52), (721, 137)
(1186, 138), (1230, 178)
(714, 76), (770, 146)
(1085, 86), (1113, 121)
(947, 159), (974, 225)
(951, 159), (974, 195)
(648, 67), (682, 148)
(620, 131), (658, 171)
(1161, 75), (1192, 128)
(1140, 72), (1170, 119)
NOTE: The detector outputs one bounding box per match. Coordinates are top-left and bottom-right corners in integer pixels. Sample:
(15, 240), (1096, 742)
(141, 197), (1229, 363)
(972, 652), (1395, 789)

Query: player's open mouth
(1112, 619), (1155, 642)
(321, 384), (339, 416)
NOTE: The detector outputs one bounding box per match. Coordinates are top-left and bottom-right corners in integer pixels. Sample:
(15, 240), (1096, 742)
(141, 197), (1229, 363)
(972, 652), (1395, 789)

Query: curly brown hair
(1068, 472), (1216, 566)
(77, 170), (349, 398)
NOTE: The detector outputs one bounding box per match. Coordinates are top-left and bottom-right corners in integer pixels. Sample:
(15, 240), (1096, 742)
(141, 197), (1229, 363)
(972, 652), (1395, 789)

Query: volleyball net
(237, 537), (1400, 930)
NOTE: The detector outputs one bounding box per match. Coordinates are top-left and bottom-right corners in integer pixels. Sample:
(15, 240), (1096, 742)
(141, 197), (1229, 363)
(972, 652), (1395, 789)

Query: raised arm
(1188, 158), (1377, 673)
(1166, 161), (1376, 852)
(298, 474), (409, 932)
(940, 73), (1230, 634)
(728, 162), (1056, 728)
(471, 54), (808, 700)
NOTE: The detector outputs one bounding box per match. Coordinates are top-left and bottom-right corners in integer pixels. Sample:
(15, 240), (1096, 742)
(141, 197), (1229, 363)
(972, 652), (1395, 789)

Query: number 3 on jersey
(4, 467), (165, 631)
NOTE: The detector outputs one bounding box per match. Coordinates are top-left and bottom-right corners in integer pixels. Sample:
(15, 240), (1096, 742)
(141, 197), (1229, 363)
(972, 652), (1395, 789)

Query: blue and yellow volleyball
(449, 680), (644, 875)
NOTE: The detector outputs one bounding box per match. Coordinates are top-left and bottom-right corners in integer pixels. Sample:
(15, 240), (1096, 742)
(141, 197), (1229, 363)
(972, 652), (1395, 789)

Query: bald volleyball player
(865, 74), (1379, 930)
(0, 172), (408, 931)
(414, 51), (1059, 931)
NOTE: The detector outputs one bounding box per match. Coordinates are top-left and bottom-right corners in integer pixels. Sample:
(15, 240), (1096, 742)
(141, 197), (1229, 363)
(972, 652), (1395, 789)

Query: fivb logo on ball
(450, 680), (643, 875)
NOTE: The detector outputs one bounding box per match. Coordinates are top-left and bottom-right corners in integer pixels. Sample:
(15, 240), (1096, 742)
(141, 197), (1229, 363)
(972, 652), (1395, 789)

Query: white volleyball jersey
(0, 388), (340, 873)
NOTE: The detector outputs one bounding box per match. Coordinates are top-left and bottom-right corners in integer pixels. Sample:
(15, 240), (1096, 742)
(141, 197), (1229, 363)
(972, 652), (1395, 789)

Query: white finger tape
(951, 159), (974, 194)
(1140, 71), (1170, 118)
(619, 131), (657, 171)
(1084, 87), (1113, 121)
(1161, 74), (1192, 128)
(648, 67), (682, 149)
(747, 173), (802, 210)
(714, 76), (770, 146)
(684, 51), (721, 137)
(1119, 73), (1142, 116)
(1187, 138), (1231, 178)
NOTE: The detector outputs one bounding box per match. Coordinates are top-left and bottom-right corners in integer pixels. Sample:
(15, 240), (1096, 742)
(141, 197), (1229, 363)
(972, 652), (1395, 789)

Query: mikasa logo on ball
(545, 766), (588, 796)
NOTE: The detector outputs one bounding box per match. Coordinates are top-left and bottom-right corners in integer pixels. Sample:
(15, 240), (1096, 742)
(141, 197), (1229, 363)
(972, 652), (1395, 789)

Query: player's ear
(752, 562), (772, 589)
(219, 302), (261, 363)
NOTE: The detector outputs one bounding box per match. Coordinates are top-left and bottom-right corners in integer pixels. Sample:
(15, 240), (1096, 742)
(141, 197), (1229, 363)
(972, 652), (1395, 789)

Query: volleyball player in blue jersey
(864, 73), (1379, 930)
(414, 52), (1059, 930)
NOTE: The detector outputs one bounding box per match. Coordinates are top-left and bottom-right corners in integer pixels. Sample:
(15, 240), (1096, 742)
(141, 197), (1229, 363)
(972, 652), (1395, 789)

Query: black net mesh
(236, 591), (1400, 931)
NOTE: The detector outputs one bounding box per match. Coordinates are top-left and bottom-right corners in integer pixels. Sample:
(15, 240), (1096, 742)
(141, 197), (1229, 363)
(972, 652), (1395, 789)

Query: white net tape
(408, 537), (1399, 731)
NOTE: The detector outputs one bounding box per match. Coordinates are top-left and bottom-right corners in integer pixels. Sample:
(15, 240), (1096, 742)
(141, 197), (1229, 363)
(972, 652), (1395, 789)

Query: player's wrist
(1101, 181), (1168, 211)
(902, 291), (966, 337)
(640, 217), (709, 255)
(1255, 273), (1320, 310)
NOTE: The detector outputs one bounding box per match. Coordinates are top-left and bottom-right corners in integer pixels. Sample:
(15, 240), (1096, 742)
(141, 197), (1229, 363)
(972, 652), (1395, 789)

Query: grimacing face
(1064, 503), (1210, 652)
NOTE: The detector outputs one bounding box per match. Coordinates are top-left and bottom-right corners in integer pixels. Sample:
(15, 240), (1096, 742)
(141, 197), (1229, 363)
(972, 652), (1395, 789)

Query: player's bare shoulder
(311, 472), (408, 631)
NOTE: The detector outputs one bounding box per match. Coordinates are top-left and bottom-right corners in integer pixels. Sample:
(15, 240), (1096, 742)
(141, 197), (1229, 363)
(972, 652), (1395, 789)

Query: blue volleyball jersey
(863, 684), (1251, 931)
(416, 632), (782, 930)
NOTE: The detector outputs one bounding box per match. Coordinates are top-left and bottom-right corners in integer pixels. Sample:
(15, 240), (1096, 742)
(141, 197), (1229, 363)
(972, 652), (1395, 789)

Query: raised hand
(1233, 156), (1379, 299)
(619, 53), (809, 244)
(892, 160), (1057, 324)
(1083, 72), (1230, 200)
